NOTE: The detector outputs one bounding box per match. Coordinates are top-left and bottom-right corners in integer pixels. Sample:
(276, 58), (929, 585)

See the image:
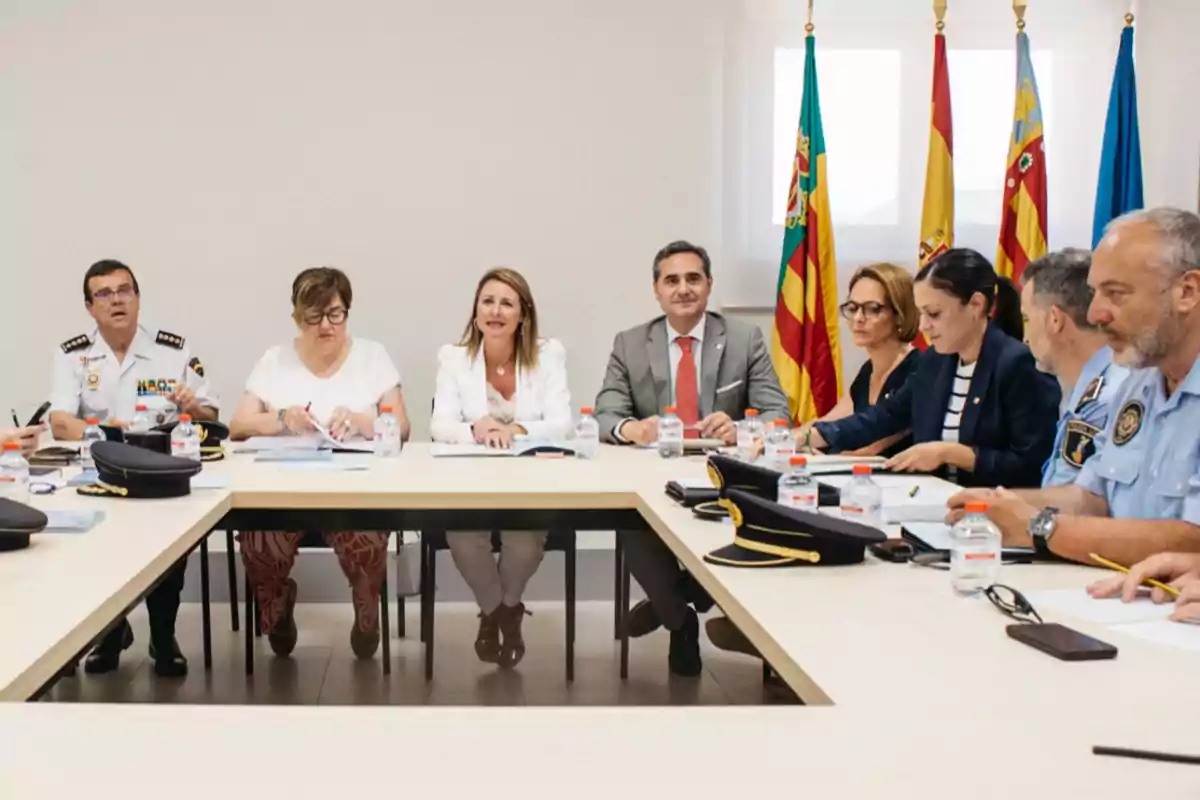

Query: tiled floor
(44, 602), (795, 706)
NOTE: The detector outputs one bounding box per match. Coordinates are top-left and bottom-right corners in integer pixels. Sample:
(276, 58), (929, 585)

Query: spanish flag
(995, 30), (1048, 282)
(919, 29), (954, 267)
(771, 32), (841, 424)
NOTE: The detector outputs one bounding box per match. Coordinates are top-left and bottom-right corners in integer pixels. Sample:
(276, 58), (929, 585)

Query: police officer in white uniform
(1017, 248), (1129, 487)
(49, 259), (219, 678)
(949, 208), (1200, 568)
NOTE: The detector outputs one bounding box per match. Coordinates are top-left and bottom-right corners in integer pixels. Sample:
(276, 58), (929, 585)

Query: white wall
(0, 0), (727, 434)
(1, 0), (1196, 428)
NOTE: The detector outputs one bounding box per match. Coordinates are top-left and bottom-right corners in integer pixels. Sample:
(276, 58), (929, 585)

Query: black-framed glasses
(301, 308), (348, 326)
(984, 584), (1043, 624)
(838, 300), (890, 321)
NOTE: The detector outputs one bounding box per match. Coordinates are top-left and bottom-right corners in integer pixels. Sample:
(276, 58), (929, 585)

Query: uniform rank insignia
(188, 356), (204, 378)
(155, 330), (185, 350)
(1062, 420), (1100, 468)
(1074, 375), (1104, 413)
(1112, 400), (1144, 446)
(61, 334), (90, 354)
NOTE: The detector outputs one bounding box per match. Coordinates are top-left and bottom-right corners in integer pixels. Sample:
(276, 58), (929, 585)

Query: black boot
(146, 563), (187, 678)
(84, 619), (133, 674)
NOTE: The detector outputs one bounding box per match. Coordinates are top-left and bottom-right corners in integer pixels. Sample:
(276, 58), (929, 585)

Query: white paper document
(43, 510), (105, 532)
(430, 439), (575, 458)
(1110, 618), (1200, 653)
(1023, 588), (1173, 626)
(190, 473), (229, 490)
(670, 477), (717, 490)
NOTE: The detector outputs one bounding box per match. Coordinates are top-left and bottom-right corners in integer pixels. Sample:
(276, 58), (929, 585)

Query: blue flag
(1092, 25), (1143, 247)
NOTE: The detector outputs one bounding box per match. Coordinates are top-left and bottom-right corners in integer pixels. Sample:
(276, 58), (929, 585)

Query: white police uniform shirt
(1041, 347), (1129, 488)
(1075, 356), (1200, 523)
(49, 324), (217, 425)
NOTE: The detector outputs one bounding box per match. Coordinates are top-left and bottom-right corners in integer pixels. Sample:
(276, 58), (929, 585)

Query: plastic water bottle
(373, 405), (402, 458)
(574, 406), (600, 460)
(950, 501), (1002, 595)
(0, 442), (31, 506)
(777, 455), (818, 510)
(764, 420), (795, 471)
(657, 406), (684, 459)
(130, 404), (153, 433)
(737, 409), (765, 461)
(81, 417), (104, 470)
(839, 465), (882, 524)
(171, 414), (201, 461)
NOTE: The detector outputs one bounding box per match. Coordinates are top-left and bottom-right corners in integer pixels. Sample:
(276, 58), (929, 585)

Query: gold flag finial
(934, 0), (947, 32)
(1014, 0), (1027, 31)
(805, 0), (814, 34)
(1124, 12), (1134, 26)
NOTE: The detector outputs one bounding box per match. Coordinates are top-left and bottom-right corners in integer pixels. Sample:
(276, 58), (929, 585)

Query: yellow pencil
(1088, 552), (1181, 599)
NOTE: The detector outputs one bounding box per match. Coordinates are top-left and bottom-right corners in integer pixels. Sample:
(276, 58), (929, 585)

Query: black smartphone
(1007, 623), (1118, 661)
(26, 401), (51, 427)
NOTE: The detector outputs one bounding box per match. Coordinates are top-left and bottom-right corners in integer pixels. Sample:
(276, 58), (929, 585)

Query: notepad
(1111, 618), (1200, 653)
(1023, 588), (1173, 626)
(42, 510), (105, 532)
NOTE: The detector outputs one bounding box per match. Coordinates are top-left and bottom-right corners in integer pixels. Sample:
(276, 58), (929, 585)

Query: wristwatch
(1028, 506), (1059, 556)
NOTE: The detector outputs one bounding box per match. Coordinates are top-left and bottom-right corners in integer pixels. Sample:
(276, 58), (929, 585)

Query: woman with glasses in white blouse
(431, 267), (571, 668)
(229, 267), (411, 660)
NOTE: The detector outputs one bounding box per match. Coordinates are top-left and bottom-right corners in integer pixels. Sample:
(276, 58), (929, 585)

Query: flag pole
(934, 0), (947, 32)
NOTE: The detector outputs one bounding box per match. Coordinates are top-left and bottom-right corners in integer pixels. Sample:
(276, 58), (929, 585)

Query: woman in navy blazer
(801, 248), (1060, 488)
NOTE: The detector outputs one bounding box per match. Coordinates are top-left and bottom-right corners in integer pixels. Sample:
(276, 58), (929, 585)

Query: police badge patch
(1112, 400), (1144, 446)
(1061, 419), (1100, 468)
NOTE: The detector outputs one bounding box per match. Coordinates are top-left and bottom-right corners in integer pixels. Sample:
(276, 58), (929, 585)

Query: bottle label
(787, 492), (817, 506)
(963, 552), (998, 561)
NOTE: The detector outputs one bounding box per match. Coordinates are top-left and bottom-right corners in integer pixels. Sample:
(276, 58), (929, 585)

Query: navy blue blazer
(814, 324), (1061, 488)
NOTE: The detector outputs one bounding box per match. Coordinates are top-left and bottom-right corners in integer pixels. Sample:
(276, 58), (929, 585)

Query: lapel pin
(973, 397), (980, 404)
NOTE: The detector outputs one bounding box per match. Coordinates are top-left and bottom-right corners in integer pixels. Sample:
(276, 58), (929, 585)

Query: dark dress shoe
(668, 609), (702, 677)
(705, 616), (759, 657)
(625, 599), (663, 638)
(148, 638), (189, 678)
(269, 578), (299, 657)
(84, 619), (134, 674)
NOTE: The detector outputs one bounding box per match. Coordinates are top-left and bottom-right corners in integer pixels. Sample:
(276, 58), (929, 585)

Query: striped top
(941, 359), (977, 443)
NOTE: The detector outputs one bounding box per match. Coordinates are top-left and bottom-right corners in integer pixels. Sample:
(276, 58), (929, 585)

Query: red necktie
(676, 336), (700, 439)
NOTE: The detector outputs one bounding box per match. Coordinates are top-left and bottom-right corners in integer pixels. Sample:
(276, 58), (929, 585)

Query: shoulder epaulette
(60, 334), (91, 354)
(155, 330), (185, 350)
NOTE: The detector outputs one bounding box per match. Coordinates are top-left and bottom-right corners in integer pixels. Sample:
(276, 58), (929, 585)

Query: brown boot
(497, 602), (530, 669)
(350, 598), (380, 659)
(268, 579), (299, 657)
(474, 607), (502, 664)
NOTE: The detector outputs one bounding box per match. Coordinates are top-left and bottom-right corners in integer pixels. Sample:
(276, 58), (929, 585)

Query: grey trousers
(618, 529), (691, 631)
(447, 531), (548, 613)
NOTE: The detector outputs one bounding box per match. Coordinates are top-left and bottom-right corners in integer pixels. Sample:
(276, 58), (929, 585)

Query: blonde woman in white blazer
(431, 267), (571, 668)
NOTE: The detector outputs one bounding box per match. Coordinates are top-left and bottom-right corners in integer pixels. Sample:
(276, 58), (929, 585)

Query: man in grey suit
(594, 240), (789, 676)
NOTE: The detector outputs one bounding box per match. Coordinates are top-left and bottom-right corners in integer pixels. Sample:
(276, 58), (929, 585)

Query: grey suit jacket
(593, 311), (790, 443)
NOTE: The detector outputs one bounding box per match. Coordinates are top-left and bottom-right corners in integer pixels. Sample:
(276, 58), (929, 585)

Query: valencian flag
(918, 26), (954, 268)
(995, 28), (1047, 282)
(1092, 19), (1143, 247)
(771, 30), (841, 424)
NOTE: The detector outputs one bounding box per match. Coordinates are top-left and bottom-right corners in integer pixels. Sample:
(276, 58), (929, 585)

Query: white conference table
(1, 443), (1199, 794)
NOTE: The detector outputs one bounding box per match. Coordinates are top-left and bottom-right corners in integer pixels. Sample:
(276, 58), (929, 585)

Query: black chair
(420, 528), (576, 681)
(239, 531), (391, 675)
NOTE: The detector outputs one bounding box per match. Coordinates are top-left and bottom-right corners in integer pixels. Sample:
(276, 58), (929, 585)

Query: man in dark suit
(594, 240), (789, 676)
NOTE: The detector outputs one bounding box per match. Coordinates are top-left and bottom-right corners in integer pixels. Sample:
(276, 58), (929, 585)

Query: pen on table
(1092, 745), (1200, 765)
(10, 409), (19, 427)
(1088, 552), (1181, 599)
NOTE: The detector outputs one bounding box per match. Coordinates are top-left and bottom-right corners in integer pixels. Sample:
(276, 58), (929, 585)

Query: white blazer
(430, 338), (572, 444)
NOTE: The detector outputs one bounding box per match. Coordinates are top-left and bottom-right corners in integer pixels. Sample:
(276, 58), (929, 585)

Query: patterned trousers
(238, 531), (388, 635)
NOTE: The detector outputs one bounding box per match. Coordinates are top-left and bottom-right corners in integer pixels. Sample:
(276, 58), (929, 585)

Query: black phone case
(1006, 623), (1118, 661)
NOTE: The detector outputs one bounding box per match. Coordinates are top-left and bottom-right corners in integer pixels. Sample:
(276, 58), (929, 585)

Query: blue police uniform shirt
(1076, 355), (1200, 524)
(1041, 347), (1128, 487)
